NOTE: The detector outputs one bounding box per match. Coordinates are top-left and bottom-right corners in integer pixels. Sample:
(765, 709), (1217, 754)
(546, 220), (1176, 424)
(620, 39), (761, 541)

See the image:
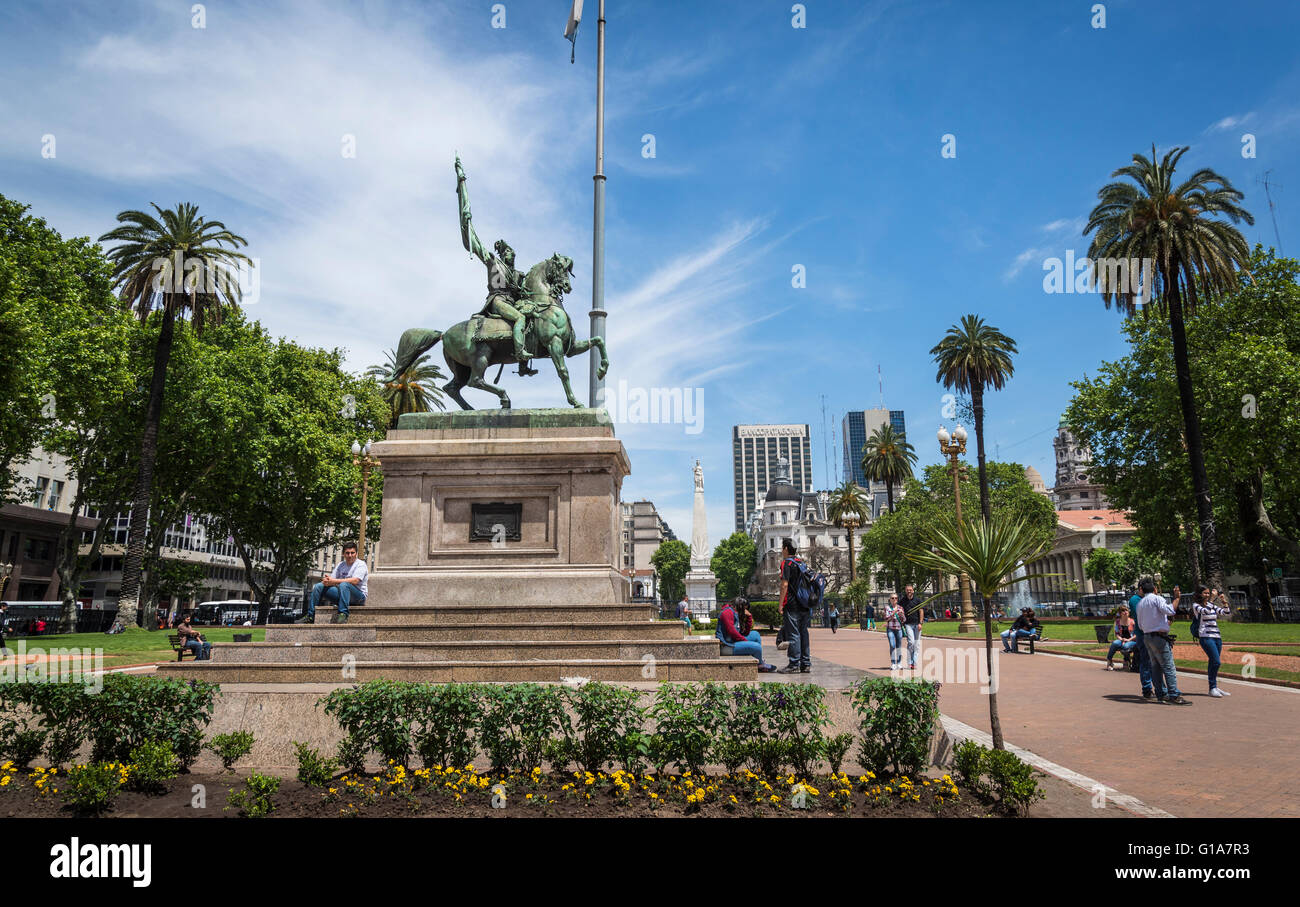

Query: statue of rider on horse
(388, 157), (608, 410)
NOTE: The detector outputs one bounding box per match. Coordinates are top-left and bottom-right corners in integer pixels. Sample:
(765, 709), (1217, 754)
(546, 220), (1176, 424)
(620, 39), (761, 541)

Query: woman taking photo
(884, 593), (906, 669)
(1189, 585), (1233, 698)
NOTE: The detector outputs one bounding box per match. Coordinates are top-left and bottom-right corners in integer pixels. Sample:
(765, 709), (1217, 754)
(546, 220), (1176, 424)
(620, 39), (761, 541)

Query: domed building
(745, 457), (870, 598)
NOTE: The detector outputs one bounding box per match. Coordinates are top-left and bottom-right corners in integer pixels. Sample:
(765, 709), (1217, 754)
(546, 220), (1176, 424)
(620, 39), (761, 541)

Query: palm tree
(826, 480), (871, 582)
(366, 349), (446, 427)
(1085, 145), (1253, 589)
(907, 514), (1055, 750)
(98, 203), (251, 627)
(860, 424), (917, 516)
(931, 315), (1017, 525)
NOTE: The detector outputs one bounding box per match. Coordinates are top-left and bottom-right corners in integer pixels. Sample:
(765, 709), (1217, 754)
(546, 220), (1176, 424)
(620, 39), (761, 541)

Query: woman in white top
(1190, 585), (1233, 698)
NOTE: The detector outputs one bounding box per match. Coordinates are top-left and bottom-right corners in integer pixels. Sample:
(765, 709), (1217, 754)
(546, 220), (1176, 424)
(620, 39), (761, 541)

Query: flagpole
(588, 0), (606, 409)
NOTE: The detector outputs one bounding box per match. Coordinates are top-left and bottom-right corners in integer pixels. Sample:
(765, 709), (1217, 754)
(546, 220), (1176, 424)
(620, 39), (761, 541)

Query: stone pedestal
(369, 409), (631, 606)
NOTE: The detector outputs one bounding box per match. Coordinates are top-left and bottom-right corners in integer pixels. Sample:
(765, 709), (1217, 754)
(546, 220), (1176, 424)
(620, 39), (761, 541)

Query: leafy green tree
(826, 481), (870, 582)
(190, 321), (389, 622)
(650, 539), (691, 606)
(1083, 145), (1254, 590)
(907, 515), (1055, 750)
(710, 532), (756, 601)
(1084, 539), (1168, 591)
(98, 203), (253, 626)
(144, 557), (207, 612)
(860, 424), (917, 516)
(1067, 246), (1298, 607)
(931, 315), (1018, 526)
(366, 349), (446, 428)
(858, 462), (1057, 593)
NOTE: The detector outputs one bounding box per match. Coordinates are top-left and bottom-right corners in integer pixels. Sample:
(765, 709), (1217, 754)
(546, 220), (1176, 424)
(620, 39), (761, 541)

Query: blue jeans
(886, 627), (904, 665)
(783, 607), (811, 669)
(185, 639), (211, 660)
(309, 582), (365, 616)
(904, 624), (921, 666)
(1001, 628), (1036, 652)
(1199, 636), (1222, 689)
(1133, 626), (1153, 693)
(729, 630), (766, 663)
(1107, 638), (1138, 662)
(1143, 633), (1181, 699)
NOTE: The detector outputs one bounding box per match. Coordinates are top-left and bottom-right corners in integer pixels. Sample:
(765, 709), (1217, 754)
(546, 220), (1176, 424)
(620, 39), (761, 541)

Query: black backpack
(784, 558), (826, 611)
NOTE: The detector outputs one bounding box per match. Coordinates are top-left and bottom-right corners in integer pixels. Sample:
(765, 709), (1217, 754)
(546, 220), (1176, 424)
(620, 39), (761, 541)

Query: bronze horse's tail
(391, 327), (444, 381)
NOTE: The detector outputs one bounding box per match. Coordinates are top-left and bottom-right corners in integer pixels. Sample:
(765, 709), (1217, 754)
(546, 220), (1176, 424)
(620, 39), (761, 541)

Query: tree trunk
(984, 595), (1004, 749)
(972, 385), (992, 525)
(117, 304), (176, 628)
(1165, 276), (1224, 589)
(1236, 475), (1280, 621)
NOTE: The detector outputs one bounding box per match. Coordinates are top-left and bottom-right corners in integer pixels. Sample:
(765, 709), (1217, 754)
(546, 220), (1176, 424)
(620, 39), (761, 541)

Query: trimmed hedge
(316, 679), (939, 779)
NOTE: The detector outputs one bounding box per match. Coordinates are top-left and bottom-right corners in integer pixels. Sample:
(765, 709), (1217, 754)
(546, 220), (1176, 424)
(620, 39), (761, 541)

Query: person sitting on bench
(1000, 607), (1041, 653)
(717, 596), (776, 673)
(1105, 605), (1139, 670)
(298, 541), (368, 624)
(176, 616), (211, 660)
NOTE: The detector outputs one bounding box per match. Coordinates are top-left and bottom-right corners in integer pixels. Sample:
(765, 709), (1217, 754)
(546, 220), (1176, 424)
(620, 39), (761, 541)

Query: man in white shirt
(298, 541), (369, 624)
(1135, 577), (1189, 705)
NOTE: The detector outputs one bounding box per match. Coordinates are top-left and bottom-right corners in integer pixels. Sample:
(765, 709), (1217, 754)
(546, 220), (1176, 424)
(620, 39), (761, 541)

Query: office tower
(842, 408), (906, 486)
(732, 424), (813, 531)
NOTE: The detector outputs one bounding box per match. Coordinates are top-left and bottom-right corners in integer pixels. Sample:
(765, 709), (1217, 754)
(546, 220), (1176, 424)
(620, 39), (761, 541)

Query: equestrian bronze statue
(389, 156), (608, 410)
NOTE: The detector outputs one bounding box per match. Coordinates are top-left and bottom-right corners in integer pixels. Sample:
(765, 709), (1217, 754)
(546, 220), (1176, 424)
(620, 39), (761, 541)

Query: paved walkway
(795, 627), (1299, 818)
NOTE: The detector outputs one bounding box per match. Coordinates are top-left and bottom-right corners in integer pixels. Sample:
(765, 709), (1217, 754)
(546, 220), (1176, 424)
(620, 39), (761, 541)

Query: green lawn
(5, 627), (266, 666)
(1056, 642), (1300, 685)
(916, 620), (1300, 643)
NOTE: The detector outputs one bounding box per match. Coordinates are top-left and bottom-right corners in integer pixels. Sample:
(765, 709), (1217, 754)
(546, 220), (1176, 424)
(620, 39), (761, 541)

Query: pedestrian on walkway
(828, 603), (839, 633)
(1136, 578), (1190, 705)
(776, 538), (812, 674)
(1192, 586), (1233, 698)
(899, 584), (924, 668)
(1130, 582), (1155, 697)
(883, 593), (906, 669)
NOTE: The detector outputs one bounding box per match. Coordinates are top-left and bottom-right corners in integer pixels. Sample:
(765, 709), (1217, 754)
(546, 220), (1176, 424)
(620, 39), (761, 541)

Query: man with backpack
(777, 538), (824, 674)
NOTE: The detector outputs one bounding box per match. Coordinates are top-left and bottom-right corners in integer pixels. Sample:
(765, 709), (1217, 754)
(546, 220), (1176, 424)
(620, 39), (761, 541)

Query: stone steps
(153, 658), (757, 683)
(309, 603), (657, 626)
(265, 621), (689, 643)
(209, 638), (720, 663)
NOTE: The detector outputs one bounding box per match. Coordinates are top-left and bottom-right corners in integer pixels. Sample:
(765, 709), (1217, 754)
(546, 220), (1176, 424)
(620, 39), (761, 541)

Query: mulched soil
(1, 766), (1011, 819)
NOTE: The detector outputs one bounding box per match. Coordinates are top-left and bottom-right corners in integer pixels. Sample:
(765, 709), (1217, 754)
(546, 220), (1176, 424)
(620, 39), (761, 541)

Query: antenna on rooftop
(1258, 170), (1284, 255)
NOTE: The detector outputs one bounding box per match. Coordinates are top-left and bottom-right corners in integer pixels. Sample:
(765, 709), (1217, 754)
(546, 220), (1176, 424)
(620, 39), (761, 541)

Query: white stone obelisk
(684, 459), (718, 610)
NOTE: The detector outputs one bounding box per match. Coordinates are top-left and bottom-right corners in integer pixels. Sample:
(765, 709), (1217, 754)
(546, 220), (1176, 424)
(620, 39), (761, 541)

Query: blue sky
(2, 0), (1297, 548)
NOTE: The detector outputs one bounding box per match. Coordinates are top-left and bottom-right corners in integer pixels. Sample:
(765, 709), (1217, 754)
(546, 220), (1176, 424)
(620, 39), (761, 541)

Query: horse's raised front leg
(566, 335), (608, 380)
(464, 343), (511, 409)
(550, 336), (583, 408)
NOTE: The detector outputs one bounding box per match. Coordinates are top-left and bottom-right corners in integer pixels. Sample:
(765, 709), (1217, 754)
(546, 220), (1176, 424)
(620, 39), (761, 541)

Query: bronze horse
(391, 253), (608, 409)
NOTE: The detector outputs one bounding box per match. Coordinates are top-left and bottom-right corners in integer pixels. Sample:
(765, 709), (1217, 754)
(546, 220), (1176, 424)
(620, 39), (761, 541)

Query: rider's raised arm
(456, 157), (489, 265)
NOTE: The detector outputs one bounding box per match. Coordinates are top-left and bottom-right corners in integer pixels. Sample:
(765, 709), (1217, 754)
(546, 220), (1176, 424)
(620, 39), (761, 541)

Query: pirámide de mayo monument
(157, 159), (754, 683)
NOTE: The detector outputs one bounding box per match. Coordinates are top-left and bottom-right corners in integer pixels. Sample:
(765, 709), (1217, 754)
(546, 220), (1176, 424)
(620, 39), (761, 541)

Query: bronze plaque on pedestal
(469, 502), (523, 542)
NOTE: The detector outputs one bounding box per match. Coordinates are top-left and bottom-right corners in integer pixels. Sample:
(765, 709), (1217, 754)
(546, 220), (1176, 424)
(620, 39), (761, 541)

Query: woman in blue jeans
(1192, 586), (1233, 698)
(883, 593), (905, 668)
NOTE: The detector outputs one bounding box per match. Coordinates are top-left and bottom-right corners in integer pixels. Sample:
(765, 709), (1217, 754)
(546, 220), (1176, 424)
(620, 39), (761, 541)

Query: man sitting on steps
(298, 541), (368, 624)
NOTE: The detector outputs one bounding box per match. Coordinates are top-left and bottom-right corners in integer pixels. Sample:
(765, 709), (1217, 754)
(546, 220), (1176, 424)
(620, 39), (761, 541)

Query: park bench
(169, 634), (200, 662)
(1094, 624), (1140, 670)
(1013, 628), (1043, 654)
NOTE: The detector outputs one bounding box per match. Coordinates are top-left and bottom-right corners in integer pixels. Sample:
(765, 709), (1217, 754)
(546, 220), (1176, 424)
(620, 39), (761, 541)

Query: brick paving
(801, 626), (1300, 818)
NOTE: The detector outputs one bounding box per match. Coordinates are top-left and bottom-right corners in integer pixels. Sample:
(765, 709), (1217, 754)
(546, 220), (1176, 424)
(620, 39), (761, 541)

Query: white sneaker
(1105, 664), (1114, 671)
(1217, 688), (1230, 696)
(1209, 688), (1224, 697)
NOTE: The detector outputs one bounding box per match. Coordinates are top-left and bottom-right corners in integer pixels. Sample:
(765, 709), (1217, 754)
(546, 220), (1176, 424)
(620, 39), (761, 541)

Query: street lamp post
(351, 441), (381, 562)
(0, 561), (13, 599)
(938, 425), (977, 634)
